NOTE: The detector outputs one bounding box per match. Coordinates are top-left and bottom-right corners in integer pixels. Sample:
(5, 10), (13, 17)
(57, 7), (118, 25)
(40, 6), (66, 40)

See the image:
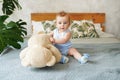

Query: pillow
(32, 20), (99, 39)
(32, 21), (45, 34)
(42, 20), (56, 34)
(70, 20), (99, 39)
(93, 23), (115, 37)
(97, 30), (115, 38)
(94, 23), (102, 31)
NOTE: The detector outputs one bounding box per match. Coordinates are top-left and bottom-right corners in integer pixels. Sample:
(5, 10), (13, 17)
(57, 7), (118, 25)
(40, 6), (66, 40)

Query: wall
(0, 0), (120, 38)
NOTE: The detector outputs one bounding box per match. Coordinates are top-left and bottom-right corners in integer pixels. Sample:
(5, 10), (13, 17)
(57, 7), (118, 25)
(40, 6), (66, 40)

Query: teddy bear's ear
(37, 31), (45, 34)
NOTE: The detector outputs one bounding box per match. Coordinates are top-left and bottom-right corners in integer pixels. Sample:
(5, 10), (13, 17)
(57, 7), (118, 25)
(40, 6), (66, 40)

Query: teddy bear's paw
(21, 61), (31, 67)
(46, 56), (56, 66)
(21, 58), (31, 67)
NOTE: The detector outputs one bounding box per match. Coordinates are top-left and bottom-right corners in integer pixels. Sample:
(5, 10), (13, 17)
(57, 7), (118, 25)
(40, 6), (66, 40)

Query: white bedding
(71, 30), (120, 43)
(70, 31), (120, 48)
(71, 37), (120, 44)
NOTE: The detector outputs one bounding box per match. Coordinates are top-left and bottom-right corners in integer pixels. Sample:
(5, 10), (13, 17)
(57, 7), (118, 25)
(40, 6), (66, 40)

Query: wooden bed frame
(31, 13), (105, 31)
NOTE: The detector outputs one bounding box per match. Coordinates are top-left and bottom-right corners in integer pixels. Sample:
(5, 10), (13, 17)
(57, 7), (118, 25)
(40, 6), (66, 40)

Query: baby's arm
(49, 31), (55, 43)
(54, 32), (71, 44)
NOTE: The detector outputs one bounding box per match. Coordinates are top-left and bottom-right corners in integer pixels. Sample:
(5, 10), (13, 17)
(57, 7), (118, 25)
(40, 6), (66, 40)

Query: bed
(0, 13), (120, 80)
(31, 13), (120, 48)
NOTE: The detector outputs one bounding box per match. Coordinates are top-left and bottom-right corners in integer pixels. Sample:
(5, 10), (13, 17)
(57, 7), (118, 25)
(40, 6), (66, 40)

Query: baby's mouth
(61, 28), (64, 29)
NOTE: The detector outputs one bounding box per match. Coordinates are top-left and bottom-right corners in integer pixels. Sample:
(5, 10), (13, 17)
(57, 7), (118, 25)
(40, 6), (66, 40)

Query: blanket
(0, 39), (120, 80)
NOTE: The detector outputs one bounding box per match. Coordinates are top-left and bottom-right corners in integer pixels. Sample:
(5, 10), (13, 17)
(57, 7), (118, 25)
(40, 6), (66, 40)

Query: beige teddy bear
(20, 33), (62, 68)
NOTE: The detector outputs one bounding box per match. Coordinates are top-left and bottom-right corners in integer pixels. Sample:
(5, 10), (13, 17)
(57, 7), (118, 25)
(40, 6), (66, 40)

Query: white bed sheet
(71, 37), (120, 44)
(71, 31), (120, 44)
(70, 32), (120, 48)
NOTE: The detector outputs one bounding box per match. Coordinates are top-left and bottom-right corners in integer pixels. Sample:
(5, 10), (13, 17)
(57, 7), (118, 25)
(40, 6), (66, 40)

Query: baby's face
(56, 16), (70, 32)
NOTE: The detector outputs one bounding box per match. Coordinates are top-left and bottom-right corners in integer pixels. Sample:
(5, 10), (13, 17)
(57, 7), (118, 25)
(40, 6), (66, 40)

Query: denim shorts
(54, 44), (71, 56)
(59, 47), (70, 56)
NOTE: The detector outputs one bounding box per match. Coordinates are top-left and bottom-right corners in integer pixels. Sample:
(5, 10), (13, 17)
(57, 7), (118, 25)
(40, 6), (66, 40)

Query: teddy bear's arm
(46, 44), (62, 63)
(46, 56), (56, 66)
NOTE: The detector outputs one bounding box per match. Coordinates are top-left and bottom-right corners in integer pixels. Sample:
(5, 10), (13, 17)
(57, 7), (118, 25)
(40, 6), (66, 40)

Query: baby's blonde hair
(56, 11), (70, 23)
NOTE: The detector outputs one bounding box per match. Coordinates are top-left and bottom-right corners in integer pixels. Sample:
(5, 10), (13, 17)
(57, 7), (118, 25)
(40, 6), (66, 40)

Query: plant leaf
(0, 15), (27, 54)
(2, 0), (22, 15)
(0, 15), (9, 23)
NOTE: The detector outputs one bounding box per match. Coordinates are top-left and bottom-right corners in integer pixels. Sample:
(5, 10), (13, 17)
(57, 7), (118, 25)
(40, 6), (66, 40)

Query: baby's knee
(70, 47), (77, 52)
(68, 47), (75, 55)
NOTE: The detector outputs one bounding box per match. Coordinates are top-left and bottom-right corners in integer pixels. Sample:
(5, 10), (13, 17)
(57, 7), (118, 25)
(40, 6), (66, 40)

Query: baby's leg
(68, 47), (82, 60)
(68, 47), (89, 64)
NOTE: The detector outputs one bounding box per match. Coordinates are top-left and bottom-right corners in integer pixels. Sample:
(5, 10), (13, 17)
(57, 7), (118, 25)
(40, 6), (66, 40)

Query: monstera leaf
(0, 15), (27, 54)
(2, 0), (22, 15)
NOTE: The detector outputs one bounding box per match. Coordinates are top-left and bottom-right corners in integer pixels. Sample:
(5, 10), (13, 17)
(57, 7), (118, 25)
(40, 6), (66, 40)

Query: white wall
(0, 0), (120, 38)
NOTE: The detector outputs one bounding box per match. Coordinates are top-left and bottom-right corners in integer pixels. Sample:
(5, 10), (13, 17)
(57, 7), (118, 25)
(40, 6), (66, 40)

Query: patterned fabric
(70, 20), (99, 39)
(41, 20), (99, 38)
(42, 20), (56, 33)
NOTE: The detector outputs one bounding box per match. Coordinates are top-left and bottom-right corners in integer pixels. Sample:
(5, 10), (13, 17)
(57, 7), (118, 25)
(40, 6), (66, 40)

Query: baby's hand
(50, 37), (55, 43)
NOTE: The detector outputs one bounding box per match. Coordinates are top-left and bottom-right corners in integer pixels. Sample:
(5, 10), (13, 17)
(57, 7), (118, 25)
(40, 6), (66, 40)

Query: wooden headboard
(31, 13), (105, 31)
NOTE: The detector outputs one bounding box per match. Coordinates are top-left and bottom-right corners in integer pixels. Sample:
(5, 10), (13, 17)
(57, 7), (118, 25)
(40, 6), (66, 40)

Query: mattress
(0, 40), (120, 80)
(71, 37), (120, 48)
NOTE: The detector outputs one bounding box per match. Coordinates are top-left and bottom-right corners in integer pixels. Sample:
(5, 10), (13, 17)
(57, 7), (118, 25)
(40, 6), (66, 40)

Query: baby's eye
(64, 22), (67, 24)
(59, 22), (61, 24)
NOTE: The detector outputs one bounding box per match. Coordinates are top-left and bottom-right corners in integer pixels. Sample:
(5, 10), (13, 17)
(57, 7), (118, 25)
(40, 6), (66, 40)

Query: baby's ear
(38, 31), (45, 34)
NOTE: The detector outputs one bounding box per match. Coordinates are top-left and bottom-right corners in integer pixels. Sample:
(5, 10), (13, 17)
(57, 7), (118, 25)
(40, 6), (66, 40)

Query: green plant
(0, 0), (27, 54)
(2, 0), (22, 15)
